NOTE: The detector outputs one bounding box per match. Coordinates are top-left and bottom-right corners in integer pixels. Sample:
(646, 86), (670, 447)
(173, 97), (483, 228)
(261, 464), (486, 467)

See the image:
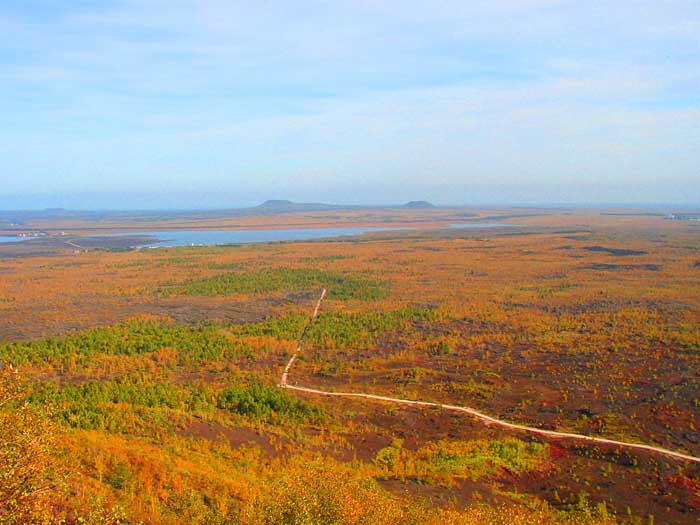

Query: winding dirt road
(280, 289), (700, 464)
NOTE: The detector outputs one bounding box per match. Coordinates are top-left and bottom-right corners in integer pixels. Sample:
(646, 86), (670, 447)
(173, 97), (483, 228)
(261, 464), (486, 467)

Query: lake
(117, 223), (519, 247)
(100, 226), (407, 247)
(0, 235), (38, 243)
(0, 223), (518, 247)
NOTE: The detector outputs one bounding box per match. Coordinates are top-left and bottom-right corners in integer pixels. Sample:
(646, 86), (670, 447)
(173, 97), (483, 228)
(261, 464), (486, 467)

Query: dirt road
(281, 289), (700, 464)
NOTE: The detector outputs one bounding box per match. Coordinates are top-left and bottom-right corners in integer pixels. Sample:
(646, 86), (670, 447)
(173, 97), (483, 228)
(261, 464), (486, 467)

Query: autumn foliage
(0, 210), (699, 523)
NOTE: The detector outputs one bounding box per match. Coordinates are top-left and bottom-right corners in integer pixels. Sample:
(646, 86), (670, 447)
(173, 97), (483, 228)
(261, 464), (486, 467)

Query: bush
(217, 382), (322, 422)
(1, 317), (248, 366)
(241, 458), (425, 525)
(0, 366), (59, 524)
(161, 267), (389, 301)
(374, 437), (548, 486)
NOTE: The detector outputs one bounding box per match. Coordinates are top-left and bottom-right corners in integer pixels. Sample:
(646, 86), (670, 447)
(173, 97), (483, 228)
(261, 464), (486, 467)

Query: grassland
(1, 208), (699, 524)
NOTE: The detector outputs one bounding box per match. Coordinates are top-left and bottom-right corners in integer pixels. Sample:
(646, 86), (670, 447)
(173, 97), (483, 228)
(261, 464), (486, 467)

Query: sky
(1, 0), (699, 209)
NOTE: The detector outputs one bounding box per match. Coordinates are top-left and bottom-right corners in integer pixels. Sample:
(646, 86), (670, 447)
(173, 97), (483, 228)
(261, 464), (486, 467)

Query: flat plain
(1, 207), (699, 524)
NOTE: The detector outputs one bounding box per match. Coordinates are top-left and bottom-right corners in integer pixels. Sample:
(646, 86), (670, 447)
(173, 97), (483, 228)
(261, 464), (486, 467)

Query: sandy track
(281, 289), (700, 464)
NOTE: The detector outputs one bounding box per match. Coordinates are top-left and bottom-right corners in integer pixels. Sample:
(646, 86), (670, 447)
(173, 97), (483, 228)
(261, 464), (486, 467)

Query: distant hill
(257, 200), (293, 207)
(252, 200), (438, 213)
(403, 201), (435, 209)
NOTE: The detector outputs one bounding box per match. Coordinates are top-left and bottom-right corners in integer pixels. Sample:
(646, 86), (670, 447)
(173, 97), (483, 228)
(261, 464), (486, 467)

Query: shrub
(161, 268), (389, 301)
(217, 382), (322, 423)
(0, 366), (60, 524)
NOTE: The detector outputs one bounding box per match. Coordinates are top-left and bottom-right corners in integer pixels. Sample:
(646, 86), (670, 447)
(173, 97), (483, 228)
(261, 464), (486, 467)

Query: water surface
(0, 235), (38, 244)
(102, 226), (406, 248)
(0, 223), (518, 248)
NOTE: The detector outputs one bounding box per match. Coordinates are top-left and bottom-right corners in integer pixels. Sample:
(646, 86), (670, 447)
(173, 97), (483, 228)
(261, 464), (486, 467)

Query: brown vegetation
(1, 209), (699, 523)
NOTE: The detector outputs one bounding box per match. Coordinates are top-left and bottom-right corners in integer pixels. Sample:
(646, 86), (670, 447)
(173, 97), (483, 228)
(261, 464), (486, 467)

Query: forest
(1, 209), (699, 524)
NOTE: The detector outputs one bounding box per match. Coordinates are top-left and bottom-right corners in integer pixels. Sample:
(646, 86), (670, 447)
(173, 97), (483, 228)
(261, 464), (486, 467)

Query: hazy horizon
(2, 1), (699, 208)
(0, 192), (699, 212)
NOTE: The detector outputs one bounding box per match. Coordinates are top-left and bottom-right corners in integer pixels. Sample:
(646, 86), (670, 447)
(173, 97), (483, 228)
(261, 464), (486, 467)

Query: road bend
(280, 289), (700, 464)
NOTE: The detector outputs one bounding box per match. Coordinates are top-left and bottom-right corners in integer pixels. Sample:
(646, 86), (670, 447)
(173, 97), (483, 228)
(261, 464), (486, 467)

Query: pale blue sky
(1, 1), (699, 209)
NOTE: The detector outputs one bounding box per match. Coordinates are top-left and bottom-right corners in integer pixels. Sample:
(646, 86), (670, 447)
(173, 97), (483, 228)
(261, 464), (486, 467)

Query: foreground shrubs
(0, 366), (59, 524)
(241, 457), (618, 525)
(242, 458), (416, 525)
(1, 365), (618, 525)
(375, 437), (548, 486)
